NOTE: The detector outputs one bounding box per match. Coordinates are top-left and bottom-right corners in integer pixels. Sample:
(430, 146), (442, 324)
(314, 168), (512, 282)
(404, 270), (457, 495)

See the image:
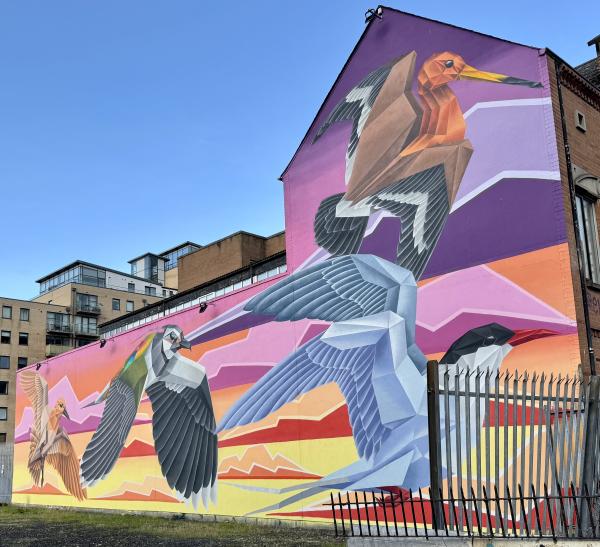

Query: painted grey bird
(217, 254), (514, 513)
(21, 371), (86, 500)
(80, 325), (218, 509)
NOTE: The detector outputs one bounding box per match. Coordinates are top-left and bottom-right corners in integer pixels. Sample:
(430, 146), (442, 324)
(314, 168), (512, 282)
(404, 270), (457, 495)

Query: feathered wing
(313, 62), (393, 183)
(366, 164), (449, 280)
(313, 193), (369, 257)
(244, 254), (410, 322)
(218, 336), (391, 460)
(20, 372), (48, 484)
(47, 430), (87, 500)
(146, 377), (218, 509)
(80, 377), (142, 487)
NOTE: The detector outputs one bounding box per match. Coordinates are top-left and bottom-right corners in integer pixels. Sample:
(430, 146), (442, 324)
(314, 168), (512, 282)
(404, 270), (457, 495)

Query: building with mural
(7, 7), (600, 524)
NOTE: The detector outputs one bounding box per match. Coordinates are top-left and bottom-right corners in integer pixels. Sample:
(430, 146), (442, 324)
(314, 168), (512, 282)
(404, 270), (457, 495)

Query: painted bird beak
(179, 338), (192, 350)
(63, 407), (70, 420)
(460, 65), (543, 88)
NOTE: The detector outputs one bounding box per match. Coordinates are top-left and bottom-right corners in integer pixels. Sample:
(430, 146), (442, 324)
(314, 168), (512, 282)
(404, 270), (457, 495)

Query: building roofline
(0, 295), (67, 308)
(99, 250), (286, 329)
(588, 34), (600, 47)
(127, 252), (168, 264)
(158, 241), (203, 256)
(36, 260), (167, 286)
(278, 5), (540, 182)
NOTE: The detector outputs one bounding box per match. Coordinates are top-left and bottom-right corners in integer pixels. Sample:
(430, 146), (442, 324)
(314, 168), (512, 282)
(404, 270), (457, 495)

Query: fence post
(581, 375), (600, 535)
(427, 360), (443, 529)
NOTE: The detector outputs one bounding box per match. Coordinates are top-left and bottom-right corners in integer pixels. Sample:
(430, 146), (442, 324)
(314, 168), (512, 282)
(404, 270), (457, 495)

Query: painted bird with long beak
(80, 325), (218, 509)
(21, 371), (86, 500)
(313, 51), (542, 279)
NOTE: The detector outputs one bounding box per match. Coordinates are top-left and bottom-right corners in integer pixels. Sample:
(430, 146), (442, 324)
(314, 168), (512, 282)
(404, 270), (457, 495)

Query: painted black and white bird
(80, 325), (218, 509)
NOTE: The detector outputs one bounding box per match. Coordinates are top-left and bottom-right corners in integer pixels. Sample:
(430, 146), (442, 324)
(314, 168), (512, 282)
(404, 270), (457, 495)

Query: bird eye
(444, 60), (454, 68)
(169, 332), (177, 341)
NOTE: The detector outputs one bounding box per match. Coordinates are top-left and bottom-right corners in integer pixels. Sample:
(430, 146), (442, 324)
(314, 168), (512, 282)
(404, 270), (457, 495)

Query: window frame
(576, 192), (600, 285)
(0, 407), (7, 421)
(18, 332), (29, 346)
(17, 357), (27, 369)
(0, 331), (10, 344)
(19, 308), (30, 321)
(0, 432), (6, 443)
(0, 381), (7, 395)
(112, 298), (121, 311)
(0, 356), (8, 369)
(1, 305), (12, 320)
(126, 300), (134, 312)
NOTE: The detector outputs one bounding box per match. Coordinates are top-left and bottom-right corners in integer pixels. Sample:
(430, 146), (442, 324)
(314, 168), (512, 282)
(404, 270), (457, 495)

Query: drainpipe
(554, 57), (596, 375)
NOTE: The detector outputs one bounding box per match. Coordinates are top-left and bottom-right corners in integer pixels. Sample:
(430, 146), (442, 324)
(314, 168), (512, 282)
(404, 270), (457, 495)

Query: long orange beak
(460, 65), (542, 88)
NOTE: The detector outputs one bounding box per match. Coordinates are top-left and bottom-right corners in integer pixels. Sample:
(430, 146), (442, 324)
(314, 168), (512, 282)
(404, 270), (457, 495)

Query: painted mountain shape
(15, 483), (65, 496)
(95, 489), (180, 503)
(416, 264), (577, 354)
(218, 445), (321, 479)
(218, 403), (353, 447)
(208, 363), (274, 391)
(15, 375), (152, 442)
(120, 439), (156, 458)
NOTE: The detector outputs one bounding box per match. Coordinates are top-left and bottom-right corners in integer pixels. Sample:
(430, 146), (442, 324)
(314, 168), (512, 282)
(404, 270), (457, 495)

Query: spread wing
(244, 254), (413, 322)
(146, 378), (218, 509)
(218, 336), (390, 460)
(80, 377), (141, 487)
(366, 164), (449, 280)
(313, 62), (393, 183)
(47, 429), (87, 500)
(20, 371), (48, 438)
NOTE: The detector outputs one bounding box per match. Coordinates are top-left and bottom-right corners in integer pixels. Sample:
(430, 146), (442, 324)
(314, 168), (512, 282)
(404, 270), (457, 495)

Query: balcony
(74, 325), (99, 337)
(47, 322), (72, 334)
(76, 303), (101, 315)
(46, 343), (72, 357)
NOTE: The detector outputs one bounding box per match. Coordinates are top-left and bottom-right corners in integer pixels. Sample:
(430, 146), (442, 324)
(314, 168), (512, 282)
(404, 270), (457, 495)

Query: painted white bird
(80, 325), (218, 509)
(21, 371), (86, 500)
(217, 254), (514, 513)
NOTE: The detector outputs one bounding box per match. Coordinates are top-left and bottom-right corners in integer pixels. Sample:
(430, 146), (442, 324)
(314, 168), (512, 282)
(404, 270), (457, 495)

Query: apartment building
(0, 298), (69, 443)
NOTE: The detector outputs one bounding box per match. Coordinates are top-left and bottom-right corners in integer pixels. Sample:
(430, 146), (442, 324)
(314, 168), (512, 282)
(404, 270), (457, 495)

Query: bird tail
(314, 193), (369, 256)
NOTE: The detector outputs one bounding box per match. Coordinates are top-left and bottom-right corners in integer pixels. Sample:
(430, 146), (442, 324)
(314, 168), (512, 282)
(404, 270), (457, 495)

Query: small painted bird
(80, 325), (218, 509)
(313, 51), (542, 279)
(21, 371), (86, 500)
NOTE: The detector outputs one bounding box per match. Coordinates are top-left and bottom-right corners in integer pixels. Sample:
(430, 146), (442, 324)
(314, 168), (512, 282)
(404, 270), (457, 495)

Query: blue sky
(1, 1), (598, 299)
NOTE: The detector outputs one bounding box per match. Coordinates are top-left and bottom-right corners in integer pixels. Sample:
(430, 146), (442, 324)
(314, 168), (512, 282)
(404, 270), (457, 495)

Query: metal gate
(331, 363), (600, 539)
(0, 443), (13, 504)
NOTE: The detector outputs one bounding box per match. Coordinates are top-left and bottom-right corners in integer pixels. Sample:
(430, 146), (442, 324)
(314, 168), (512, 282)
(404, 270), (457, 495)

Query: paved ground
(0, 505), (342, 546)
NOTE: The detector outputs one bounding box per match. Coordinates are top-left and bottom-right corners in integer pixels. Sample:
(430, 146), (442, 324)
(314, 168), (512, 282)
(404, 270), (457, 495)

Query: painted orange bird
(20, 371), (86, 500)
(313, 51), (542, 279)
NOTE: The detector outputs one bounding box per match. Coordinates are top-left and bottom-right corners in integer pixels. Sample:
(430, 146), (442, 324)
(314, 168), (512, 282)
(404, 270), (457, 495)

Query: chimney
(588, 34), (600, 57)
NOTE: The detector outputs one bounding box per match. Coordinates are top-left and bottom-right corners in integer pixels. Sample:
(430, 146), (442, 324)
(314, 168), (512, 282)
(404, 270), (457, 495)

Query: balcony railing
(74, 325), (99, 336)
(76, 303), (101, 314)
(46, 343), (72, 357)
(47, 322), (72, 333)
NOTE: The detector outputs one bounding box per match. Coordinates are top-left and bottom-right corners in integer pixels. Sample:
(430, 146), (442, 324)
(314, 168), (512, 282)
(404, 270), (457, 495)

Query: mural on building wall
(13, 9), (581, 522)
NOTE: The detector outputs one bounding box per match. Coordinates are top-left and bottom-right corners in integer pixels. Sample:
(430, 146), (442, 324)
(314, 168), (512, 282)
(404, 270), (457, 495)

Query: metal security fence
(330, 483), (600, 539)
(330, 364), (600, 539)
(0, 443), (13, 504)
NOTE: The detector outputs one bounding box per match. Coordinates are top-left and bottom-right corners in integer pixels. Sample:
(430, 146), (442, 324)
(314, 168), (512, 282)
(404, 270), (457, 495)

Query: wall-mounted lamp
(365, 6), (383, 23)
(100, 339), (107, 348)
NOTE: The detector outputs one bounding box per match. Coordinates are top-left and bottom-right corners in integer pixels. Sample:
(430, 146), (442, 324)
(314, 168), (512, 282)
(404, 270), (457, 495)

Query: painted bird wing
(313, 62), (393, 183)
(244, 254), (412, 322)
(47, 429), (87, 500)
(366, 164), (449, 280)
(80, 377), (142, 487)
(146, 377), (218, 509)
(20, 371), (48, 439)
(218, 335), (390, 460)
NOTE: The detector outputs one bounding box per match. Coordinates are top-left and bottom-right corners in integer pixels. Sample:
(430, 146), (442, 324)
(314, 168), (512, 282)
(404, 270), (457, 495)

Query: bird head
(418, 52), (543, 91)
(161, 325), (192, 359)
(54, 398), (70, 420)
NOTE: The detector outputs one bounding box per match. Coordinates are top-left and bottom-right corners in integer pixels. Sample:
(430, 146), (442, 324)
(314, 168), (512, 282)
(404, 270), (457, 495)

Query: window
(1, 331), (10, 344)
(0, 433), (6, 443)
(126, 300), (134, 312)
(0, 407), (7, 421)
(112, 298), (120, 311)
(576, 193), (600, 284)
(19, 332), (29, 346)
(575, 110), (587, 132)
(128, 282), (135, 292)
(145, 286), (156, 296)
(0, 382), (7, 395)
(75, 316), (97, 335)
(47, 312), (70, 332)
(0, 356), (8, 369)
(1, 306), (12, 319)
(20, 308), (29, 321)
(162, 289), (166, 297)
(17, 357), (27, 369)
(77, 293), (99, 312)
